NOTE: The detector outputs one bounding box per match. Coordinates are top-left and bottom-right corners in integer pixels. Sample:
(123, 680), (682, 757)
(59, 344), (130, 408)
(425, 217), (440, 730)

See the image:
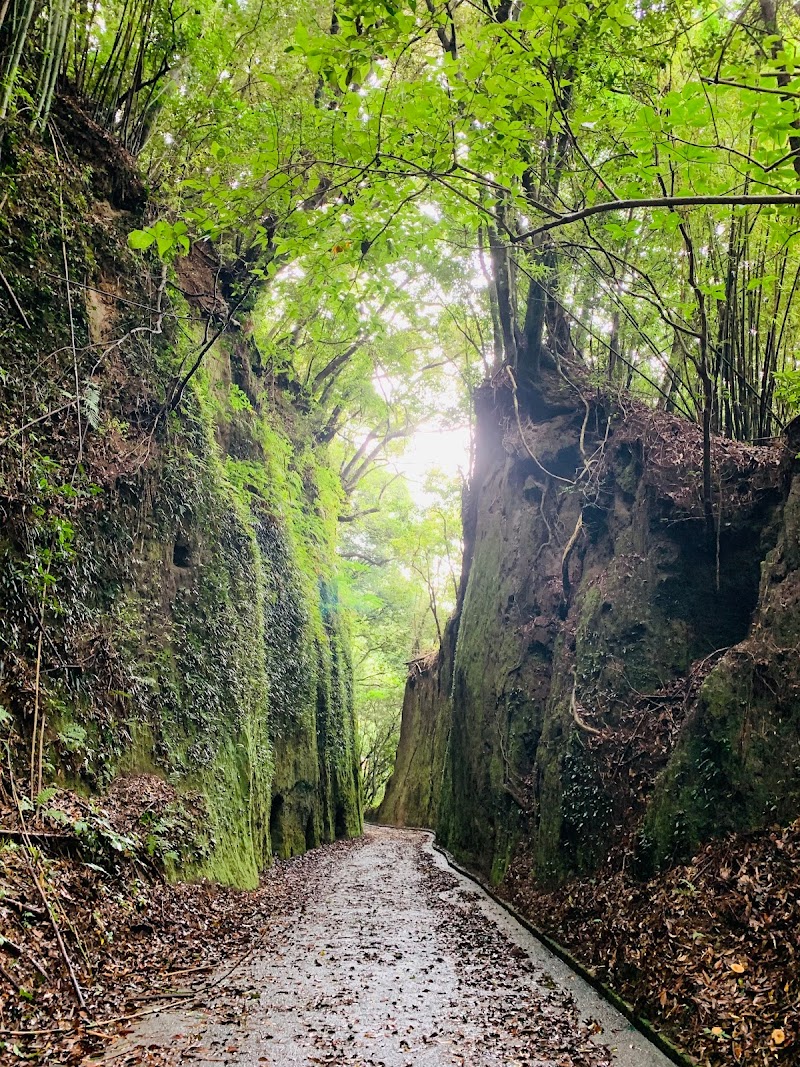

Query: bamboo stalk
(28, 623), (43, 801)
(0, 0), (37, 120)
(33, 0), (72, 131)
(43, 0), (72, 126)
(32, 0), (58, 123)
(0, 0), (13, 37)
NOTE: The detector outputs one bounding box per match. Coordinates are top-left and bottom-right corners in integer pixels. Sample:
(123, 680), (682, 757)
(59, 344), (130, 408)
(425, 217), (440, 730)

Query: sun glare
(391, 423), (472, 506)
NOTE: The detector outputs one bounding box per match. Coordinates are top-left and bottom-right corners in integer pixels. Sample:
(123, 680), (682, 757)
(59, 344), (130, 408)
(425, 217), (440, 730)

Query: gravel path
(104, 826), (673, 1067)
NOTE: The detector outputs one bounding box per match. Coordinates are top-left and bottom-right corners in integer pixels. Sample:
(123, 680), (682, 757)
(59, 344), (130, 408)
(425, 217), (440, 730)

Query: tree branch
(701, 75), (800, 99)
(515, 194), (800, 241)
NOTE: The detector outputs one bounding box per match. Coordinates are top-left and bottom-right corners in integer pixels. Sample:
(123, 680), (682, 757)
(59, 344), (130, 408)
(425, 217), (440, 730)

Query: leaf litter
(501, 820), (800, 1066)
(0, 775), (365, 1064)
(80, 827), (620, 1067)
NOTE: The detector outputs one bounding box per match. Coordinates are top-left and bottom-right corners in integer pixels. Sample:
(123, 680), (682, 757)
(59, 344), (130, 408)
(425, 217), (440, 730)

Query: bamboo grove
(0, 0), (190, 145)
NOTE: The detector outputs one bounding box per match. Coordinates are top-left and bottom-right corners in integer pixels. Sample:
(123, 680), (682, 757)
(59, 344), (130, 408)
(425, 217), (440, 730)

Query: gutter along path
(101, 826), (672, 1067)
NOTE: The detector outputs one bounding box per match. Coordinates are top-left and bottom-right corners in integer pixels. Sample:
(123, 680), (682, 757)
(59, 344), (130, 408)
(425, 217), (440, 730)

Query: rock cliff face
(0, 101), (361, 887)
(380, 366), (796, 887)
(642, 416), (800, 864)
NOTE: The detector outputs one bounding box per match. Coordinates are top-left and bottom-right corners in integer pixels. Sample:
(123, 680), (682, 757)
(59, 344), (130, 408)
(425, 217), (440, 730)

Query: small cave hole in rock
(269, 794), (285, 856)
(334, 802), (347, 839)
(173, 540), (191, 568)
(305, 813), (317, 850)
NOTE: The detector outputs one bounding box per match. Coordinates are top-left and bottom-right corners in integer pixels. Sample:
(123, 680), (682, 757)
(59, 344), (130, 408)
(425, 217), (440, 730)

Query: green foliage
(55, 723), (88, 755)
(128, 221), (190, 259)
(340, 469), (462, 807)
(43, 802), (138, 870)
(120, 0), (800, 444)
(138, 804), (204, 869)
(228, 383), (253, 412)
(775, 369), (800, 413)
(358, 698), (402, 811)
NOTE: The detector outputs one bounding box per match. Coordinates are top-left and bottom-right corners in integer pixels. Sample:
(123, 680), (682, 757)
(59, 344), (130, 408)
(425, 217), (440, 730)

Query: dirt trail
(102, 827), (672, 1067)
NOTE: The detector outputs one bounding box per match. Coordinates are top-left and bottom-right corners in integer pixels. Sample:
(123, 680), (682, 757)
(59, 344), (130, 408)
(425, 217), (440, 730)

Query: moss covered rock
(382, 370), (789, 887)
(0, 102), (361, 888)
(642, 428), (800, 868)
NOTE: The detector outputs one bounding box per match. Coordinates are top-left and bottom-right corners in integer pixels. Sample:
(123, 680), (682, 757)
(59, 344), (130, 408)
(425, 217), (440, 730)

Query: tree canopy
(6, 0), (800, 433)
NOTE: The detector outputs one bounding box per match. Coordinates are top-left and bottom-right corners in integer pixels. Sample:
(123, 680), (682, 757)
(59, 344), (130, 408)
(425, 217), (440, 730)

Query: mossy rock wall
(384, 372), (791, 887)
(0, 104), (361, 888)
(119, 421), (362, 886)
(642, 420), (800, 867)
(376, 616), (457, 829)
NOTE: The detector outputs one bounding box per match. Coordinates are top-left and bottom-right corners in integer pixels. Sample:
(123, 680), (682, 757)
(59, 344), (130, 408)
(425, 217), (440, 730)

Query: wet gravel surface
(103, 826), (672, 1067)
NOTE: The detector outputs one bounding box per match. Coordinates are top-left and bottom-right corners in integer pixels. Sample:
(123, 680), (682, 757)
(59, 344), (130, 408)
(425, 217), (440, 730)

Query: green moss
(490, 829), (515, 885)
(574, 561), (691, 703)
(115, 722), (161, 778)
(642, 653), (800, 870)
(378, 641), (454, 832)
(108, 364), (363, 880)
(0, 128), (362, 887)
(183, 737), (263, 888)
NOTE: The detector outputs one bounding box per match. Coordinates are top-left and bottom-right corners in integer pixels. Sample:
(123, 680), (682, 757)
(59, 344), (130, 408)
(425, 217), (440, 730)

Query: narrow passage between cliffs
(102, 827), (672, 1067)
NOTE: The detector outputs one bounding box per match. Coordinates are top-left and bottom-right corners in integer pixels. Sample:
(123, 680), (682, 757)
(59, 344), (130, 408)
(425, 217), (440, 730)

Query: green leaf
(128, 229), (155, 250)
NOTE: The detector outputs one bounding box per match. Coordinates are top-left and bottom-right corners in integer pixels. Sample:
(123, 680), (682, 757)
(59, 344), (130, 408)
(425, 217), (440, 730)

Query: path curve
(104, 826), (673, 1067)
